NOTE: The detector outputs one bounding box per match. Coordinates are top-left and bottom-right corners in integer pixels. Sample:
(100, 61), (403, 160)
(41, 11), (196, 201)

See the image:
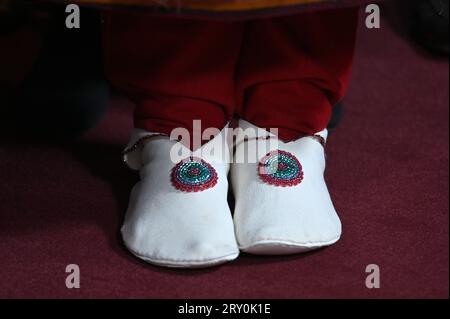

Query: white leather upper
(122, 126), (239, 267)
(231, 120), (341, 255)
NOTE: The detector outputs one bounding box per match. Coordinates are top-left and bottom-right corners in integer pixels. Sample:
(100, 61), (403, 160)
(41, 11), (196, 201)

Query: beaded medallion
(258, 150), (304, 187)
(171, 157), (218, 192)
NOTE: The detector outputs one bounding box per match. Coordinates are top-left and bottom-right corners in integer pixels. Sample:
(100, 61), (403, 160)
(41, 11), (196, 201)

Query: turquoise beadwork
(171, 157), (218, 192)
(258, 150), (304, 187)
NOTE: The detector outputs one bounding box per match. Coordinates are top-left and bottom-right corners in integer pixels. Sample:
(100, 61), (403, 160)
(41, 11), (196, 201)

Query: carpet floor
(0, 9), (448, 298)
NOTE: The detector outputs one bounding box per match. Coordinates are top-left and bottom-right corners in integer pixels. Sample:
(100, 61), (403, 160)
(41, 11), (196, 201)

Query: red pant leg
(103, 12), (243, 146)
(237, 8), (359, 141)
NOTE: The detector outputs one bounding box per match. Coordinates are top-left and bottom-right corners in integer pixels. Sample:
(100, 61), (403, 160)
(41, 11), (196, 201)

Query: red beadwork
(171, 157), (218, 193)
(258, 150), (304, 187)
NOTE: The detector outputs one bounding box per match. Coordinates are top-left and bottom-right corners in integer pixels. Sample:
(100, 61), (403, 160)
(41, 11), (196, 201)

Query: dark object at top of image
(413, 0), (449, 55)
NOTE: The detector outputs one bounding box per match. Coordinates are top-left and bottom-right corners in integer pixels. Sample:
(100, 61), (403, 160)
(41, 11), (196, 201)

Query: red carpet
(0, 13), (448, 298)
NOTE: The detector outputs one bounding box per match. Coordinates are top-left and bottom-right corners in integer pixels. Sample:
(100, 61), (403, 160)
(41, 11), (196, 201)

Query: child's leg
(103, 12), (243, 267)
(236, 7), (359, 141)
(103, 11), (243, 145)
(232, 8), (359, 254)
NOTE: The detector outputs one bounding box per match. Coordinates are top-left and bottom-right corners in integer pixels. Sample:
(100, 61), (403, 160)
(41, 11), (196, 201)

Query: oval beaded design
(171, 157), (218, 192)
(258, 150), (304, 187)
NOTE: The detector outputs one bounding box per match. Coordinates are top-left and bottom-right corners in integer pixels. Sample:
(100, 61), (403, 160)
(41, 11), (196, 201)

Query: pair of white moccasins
(121, 120), (341, 268)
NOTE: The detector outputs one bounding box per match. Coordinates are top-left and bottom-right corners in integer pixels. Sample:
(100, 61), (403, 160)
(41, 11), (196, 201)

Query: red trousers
(103, 8), (359, 143)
